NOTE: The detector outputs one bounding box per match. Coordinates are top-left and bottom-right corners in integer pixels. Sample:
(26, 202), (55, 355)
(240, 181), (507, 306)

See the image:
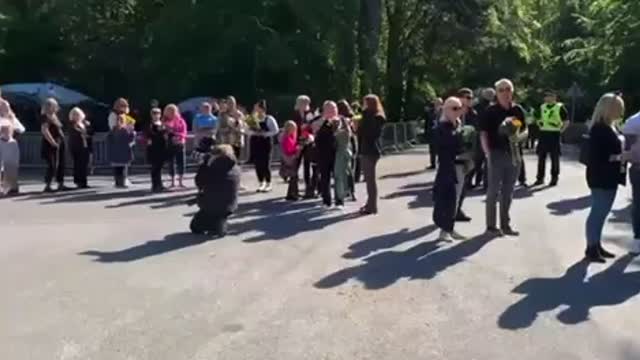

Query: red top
(281, 133), (298, 156)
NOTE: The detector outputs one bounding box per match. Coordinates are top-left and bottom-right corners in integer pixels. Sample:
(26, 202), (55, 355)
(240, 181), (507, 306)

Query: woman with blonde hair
(163, 104), (188, 188)
(358, 94), (386, 215)
(0, 100), (25, 195)
(432, 97), (468, 242)
(40, 98), (69, 192)
(68, 107), (93, 188)
(0, 99), (25, 135)
(584, 93), (628, 262)
(108, 98), (136, 129)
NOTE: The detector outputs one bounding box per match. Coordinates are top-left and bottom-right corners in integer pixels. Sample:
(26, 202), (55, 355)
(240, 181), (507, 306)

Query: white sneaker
(631, 240), (640, 255)
(438, 230), (454, 243)
(257, 182), (266, 192)
(335, 204), (345, 211)
(451, 230), (467, 241)
(263, 183), (272, 192)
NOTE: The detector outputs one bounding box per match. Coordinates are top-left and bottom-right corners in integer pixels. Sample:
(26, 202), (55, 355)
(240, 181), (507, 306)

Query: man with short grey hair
(479, 79), (528, 236)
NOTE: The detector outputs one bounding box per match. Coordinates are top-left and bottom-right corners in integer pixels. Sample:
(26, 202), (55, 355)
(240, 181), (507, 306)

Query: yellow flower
(512, 119), (522, 128)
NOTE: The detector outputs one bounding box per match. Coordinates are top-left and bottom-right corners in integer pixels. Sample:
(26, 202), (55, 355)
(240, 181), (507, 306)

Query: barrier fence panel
(18, 121), (422, 168)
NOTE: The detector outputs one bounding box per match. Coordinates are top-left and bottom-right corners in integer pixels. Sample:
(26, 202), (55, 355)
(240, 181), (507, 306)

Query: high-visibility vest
(538, 103), (564, 132)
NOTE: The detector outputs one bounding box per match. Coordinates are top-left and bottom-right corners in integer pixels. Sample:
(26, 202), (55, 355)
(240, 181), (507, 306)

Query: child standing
(107, 114), (136, 188)
(0, 121), (20, 196)
(333, 117), (353, 208)
(281, 121), (302, 201)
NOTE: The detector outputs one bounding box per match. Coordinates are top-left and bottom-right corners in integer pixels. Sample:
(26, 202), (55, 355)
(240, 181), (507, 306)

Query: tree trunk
(386, 0), (406, 122)
(358, 0), (382, 96)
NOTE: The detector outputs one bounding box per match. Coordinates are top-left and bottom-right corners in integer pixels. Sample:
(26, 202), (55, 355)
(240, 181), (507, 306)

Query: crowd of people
(424, 78), (640, 262)
(1, 79), (640, 263)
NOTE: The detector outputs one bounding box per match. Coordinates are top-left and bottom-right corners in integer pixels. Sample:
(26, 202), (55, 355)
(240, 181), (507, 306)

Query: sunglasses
(497, 87), (512, 93)
(450, 106), (463, 111)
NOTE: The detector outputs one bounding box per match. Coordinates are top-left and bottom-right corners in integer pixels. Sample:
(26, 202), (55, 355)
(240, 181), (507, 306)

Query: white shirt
(623, 112), (640, 164)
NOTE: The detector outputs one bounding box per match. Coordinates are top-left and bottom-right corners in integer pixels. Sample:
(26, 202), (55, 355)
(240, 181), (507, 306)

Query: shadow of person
(79, 232), (208, 263)
(343, 225), (438, 259)
(237, 206), (360, 243)
(610, 203), (631, 224)
(105, 191), (197, 209)
(315, 233), (495, 290)
(546, 195), (591, 216)
(382, 181), (435, 209)
(380, 169), (427, 180)
(498, 255), (640, 330)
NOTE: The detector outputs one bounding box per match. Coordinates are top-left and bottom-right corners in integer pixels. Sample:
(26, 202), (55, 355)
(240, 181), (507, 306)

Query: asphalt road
(2, 147), (640, 360)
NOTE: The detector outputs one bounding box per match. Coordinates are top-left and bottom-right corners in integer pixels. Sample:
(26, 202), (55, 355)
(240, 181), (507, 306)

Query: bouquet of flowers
(461, 125), (476, 153)
(499, 117), (524, 165)
(244, 114), (259, 131)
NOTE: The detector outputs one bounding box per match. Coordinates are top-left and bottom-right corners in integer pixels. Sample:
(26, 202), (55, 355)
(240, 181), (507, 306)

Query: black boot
(585, 246), (606, 263)
(598, 244), (616, 258)
(549, 178), (558, 187)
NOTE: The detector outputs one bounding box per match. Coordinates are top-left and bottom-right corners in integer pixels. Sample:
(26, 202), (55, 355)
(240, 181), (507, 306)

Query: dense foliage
(0, 0), (637, 122)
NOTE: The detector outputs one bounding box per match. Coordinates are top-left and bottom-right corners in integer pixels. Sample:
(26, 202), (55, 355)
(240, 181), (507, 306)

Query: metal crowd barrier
(18, 121), (420, 168)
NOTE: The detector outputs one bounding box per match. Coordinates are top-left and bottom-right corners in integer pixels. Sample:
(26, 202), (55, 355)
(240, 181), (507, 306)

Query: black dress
(315, 118), (338, 206)
(68, 123), (93, 187)
(432, 121), (464, 232)
(40, 116), (66, 187)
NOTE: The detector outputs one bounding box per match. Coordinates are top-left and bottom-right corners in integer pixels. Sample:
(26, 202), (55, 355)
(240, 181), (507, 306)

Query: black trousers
(44, 145), (65, 186)
(433, 182), (456, 232)
(537, 131), (561, 181)
(151, 158), (164, 191)
(72, 149), (90, 187)
(302, 147), (318, 196)
(318, 157), (335, 206)
(519, 158), (527, 184)
(429, 143), (437, 167)
(113, 166), (127, 187)
(287, 175), (299, 199)
(468, 149), (486, 187)
(253, 137), (272, 184)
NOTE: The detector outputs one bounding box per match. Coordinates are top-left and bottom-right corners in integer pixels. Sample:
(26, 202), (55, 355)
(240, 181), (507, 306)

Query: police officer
(533, 91), (569, 187)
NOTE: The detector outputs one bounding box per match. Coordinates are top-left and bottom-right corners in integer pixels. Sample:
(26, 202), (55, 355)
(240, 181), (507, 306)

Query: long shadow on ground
(79, 232), (209, 263)
(343, 224), (438, 259)
(498, 255), (640, 330)
(315, 232), (496, 290)
(382, 181), (434, 209)
(546, 195), (591, 216)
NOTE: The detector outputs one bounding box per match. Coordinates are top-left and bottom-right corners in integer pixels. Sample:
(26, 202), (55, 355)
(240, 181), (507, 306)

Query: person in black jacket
(146, 107), (168, 193)
(68, 107), (93, 189)
(358, 94), (386, 215)
(584, 93), (628, 263)
(433, 97), (469, 242)
(190, 144), (241, 237)
(314, 101), (339, 208)
(40, 98), (69, 192)
(425, 98), (443, 169)
(469, 88), (495, 190)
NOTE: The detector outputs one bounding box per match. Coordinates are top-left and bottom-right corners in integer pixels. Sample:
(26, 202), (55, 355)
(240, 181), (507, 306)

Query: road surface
(2, 147), (640, 360)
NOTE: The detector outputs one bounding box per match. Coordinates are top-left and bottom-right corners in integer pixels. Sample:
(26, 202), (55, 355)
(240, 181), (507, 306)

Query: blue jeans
(629, 167), (640, 239)
(585, 188), (617, 247)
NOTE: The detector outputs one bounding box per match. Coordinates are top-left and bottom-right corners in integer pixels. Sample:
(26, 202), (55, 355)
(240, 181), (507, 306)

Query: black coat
(586, 122), (626, 189)
(195, 153), (241, 215)
(433, 121), (464, 187)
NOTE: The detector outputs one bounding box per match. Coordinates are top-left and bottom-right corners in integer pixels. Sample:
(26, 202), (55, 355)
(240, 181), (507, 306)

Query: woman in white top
(0, 99), (25, 194)
(247, 99), (279, 192)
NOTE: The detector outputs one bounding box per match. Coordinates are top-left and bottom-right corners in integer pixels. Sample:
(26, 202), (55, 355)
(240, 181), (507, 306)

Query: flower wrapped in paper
(499, 117), (525, 165)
